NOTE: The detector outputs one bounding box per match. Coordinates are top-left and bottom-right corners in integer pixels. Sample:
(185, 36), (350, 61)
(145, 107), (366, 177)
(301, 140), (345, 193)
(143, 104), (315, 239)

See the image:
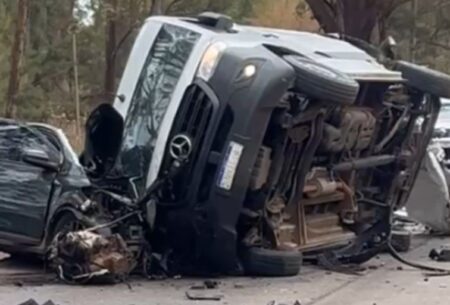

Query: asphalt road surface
(1, 237), (450, 305)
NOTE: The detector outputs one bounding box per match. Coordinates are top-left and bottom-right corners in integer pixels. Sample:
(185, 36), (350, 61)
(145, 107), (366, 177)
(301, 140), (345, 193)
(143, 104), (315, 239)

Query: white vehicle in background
(433, 98), (450, 166)
(405, 98), (450, 234)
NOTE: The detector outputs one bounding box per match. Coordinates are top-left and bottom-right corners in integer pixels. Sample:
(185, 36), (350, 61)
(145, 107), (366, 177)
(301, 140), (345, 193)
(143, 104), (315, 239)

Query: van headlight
(197, 42), (227, 81)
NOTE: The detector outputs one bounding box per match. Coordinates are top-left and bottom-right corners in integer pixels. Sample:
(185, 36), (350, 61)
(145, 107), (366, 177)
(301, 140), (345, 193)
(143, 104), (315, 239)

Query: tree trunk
(304, 0), (339, 33)
(150, 0), (163, 15)
(409, 0), (418, 61)
(72, 33), (81, 136)
(5, 0), (29, 118)
(305, 0), (409, 42)
(340, 0), (378, 41)
(104, 0), (118, 99)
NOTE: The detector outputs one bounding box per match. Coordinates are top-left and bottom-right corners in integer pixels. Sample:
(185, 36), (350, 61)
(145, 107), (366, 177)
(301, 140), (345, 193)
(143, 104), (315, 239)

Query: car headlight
(197, 42), (227, 81)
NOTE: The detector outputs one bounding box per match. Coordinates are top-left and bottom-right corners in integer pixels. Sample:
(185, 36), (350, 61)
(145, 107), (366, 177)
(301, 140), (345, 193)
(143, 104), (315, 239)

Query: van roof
(147, 15), (404, 82)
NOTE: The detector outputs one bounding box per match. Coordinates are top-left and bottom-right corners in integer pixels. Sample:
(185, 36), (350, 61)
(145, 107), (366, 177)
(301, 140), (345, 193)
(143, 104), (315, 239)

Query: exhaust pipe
(332, 155), (396, 172)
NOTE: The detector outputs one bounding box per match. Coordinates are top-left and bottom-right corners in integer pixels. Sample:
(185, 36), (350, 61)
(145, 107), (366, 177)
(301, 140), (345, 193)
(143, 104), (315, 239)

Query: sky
(76, 0), (95, 25)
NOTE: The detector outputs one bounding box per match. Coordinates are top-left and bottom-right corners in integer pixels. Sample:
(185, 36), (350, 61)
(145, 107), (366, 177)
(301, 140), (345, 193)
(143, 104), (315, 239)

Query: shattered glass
(117, 24), (200, 190)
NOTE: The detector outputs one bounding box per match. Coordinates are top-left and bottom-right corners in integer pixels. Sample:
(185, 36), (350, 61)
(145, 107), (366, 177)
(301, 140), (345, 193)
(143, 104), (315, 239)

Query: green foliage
(1, 0), (450, 122)
(388, 0), (450, 73)
(0, 0), (258, 121)
(0, 0), (14, 106)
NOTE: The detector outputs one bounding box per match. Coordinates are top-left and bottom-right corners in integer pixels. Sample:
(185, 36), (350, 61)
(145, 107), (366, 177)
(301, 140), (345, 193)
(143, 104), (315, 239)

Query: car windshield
(116, 23), (200, 187)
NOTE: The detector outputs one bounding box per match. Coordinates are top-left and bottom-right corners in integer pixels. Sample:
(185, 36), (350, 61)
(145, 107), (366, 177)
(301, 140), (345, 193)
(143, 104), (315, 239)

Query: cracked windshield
(1, 1), (450, 305)
(118, 24), (200, 182)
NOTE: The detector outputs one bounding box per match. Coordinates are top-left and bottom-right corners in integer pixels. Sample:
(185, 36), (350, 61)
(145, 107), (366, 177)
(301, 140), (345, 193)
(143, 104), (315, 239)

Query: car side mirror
(22, 148), (60, 172)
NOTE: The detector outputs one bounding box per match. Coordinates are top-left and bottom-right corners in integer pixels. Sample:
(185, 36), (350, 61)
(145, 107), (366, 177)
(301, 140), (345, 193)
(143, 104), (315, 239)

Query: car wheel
(49, 212), (85, 244)
(283, 55), (360, 105)
(241, 247), (302, 277)
(395, 61), (450, 98)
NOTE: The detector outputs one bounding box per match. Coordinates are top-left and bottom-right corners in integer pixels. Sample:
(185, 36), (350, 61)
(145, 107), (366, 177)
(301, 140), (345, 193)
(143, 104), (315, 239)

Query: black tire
(390, 231), (411, 253)
(283, 55), (360, 105)
(395, 61), (450, 98)
(48, 212), (85, 245)
(241, 247), (302, 277)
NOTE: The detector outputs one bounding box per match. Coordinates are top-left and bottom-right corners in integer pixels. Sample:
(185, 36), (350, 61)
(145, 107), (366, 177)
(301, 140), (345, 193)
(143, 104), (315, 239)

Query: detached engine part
(49, 231), (135, 284)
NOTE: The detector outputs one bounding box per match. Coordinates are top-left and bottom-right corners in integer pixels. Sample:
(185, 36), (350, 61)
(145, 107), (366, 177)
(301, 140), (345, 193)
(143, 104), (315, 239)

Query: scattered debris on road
(185, 280), (224, 301)
(204, 279), (219, 289)
(17, 300), (55, 305)
(48, 231), (135, 284)
(389, 243), (450, 276)
(429, 247), (450, 262)
(233, 283), (245, 289)
(190, 280), (220, 290)
(267, 300), (302, 305)
(390, 231), (412, 253)
(185, 290), (224, 301)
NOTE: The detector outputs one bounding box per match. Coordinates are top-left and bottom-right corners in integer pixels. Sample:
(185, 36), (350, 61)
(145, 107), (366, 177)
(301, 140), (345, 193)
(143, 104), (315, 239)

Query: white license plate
(217, 141), (244, 190)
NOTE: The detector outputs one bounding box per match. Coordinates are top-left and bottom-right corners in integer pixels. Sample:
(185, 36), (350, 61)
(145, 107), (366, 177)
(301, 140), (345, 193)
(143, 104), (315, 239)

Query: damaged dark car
(2, 13), (450, 281)
(0, 120), (93, 255)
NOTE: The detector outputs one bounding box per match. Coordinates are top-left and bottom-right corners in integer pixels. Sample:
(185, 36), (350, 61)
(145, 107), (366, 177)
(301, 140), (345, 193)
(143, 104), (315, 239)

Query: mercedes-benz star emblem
(169, 134), (193, 161)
